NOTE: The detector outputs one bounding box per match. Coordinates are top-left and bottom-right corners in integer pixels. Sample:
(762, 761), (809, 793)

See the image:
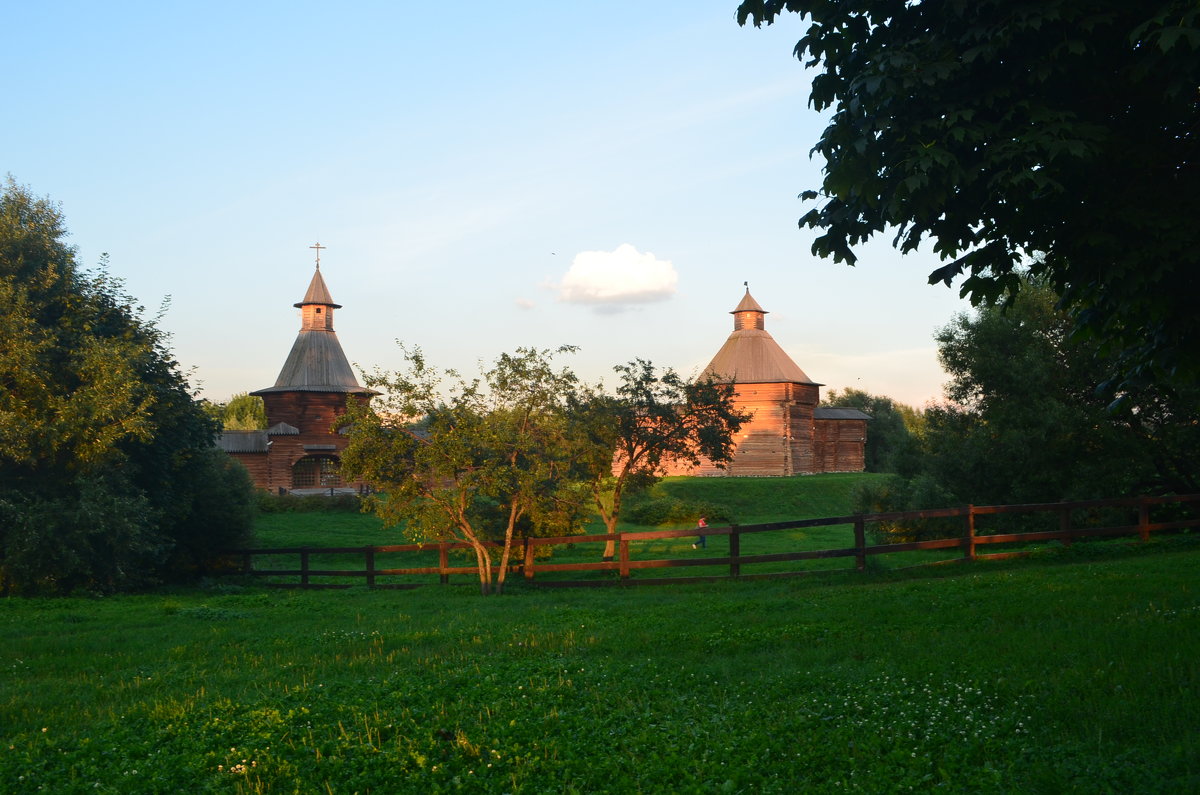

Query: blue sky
(5, 1), (971, 407)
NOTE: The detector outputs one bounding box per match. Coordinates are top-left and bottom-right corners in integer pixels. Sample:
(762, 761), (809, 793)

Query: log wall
(813, 418), (868, 473)
(249, 392), (373, 492)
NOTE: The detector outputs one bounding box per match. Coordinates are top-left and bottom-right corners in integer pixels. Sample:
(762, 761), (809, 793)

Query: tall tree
(567, 361), (748, 559)
(0, 178), (254, 594)
(737, 1), (1200, 392)
(922, 280), (1193, 505)
(340, 346), (584, 595)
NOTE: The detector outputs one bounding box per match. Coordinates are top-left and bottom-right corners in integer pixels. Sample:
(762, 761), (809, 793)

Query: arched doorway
(291, 455), (342, 488)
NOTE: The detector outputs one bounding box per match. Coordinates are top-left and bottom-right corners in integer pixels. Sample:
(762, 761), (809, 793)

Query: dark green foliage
(851, 474), (960, 543)
(622, 490), (733, 527)
(822, 387), (924, 474)
(869, 279), (1198, 513)
(255, 491), (363, 514)
(0, 178), (256, 593)
(0, 475), (166, 594)
(737, 1), (1200, 392)
(164, 450), (256, 574)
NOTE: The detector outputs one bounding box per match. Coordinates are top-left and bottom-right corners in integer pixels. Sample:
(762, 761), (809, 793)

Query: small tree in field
(340, 345), (582, 595)
(568, 360), (749, 560)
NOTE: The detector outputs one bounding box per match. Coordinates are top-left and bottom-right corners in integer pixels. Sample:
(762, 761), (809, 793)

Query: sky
(4, 1), (974, 408)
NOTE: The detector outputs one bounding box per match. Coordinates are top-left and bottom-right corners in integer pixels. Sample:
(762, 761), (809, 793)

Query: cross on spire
(309, 241), (326, 269)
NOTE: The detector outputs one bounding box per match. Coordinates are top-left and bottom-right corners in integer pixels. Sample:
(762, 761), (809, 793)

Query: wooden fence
(224, 493), (1200, 589)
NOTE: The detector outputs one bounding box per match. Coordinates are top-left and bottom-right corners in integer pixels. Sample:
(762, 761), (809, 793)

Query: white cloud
(553, 243), (678, 309)
(514, 297), (535, 310)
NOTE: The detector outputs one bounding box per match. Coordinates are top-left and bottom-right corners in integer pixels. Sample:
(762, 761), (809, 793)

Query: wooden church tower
(219, 252), (375, 492)
(673, 287), (869, 476)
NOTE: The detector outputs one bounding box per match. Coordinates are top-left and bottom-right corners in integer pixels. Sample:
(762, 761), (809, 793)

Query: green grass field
(3, 542), (1198, 793)
(3, 476), (1197, 792)
(248, 475), (898, 587)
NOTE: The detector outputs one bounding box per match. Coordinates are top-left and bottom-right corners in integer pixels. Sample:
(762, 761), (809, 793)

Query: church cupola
(731, 286), (767, 331)
(295, 243), (341, 332)
(251, 244), (375, 397)
(703, 285), (817, 385)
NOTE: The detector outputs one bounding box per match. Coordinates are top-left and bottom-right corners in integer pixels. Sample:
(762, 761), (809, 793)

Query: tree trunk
(601, 515), (618, 561)
(472, 542), (493, 595)
(496, 502), (521, 596)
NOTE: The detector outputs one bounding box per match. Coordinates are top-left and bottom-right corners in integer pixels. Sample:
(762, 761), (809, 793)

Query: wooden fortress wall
(247, 392), (373, 492)
(666, 382), (868, 477)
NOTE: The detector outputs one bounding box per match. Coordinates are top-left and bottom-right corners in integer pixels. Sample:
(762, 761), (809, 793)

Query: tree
(340, 345), (584, 595)
(737, 1), (1200, 392)
(222, 392), (267, 430)
(566, 361), (749, 560)
(822, 388), (924, 474)
(902, 279), (1193, 509)
(0, 178), (254, 594)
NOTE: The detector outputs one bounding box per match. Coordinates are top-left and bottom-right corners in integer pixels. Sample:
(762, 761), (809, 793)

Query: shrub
(0, 475), (168, 595)
(623, 492), (734, 526)
(852, 474), (960, 544)
(163, 450), (257, 576)
(255, 491), (362, 514)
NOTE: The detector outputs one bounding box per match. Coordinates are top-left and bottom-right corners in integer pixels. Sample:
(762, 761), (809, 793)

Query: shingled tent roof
(293, 267), (340, 308)
(252, 267), (375, 396)
(701, 288), (820, 386)
(813, 406), (872, 421)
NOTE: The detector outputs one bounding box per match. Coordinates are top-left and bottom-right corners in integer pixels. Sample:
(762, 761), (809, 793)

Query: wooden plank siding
(813, 417), (867, 473)
(664, 382), (866, 476)
(232, 392), (373, 493)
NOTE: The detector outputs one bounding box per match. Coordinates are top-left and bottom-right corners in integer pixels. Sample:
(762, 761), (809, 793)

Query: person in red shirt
(692, 516), (708, 549)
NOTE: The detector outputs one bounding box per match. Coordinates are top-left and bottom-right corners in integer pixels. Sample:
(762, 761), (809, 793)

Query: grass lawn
(2, 536), (1198, 793)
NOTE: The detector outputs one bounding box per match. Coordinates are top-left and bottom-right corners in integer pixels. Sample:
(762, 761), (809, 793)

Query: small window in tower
(316, 307), (322, 314)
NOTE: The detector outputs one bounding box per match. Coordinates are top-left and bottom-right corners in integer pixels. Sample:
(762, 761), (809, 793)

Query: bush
(0, 475), (168, 595)
(255, 491), (363, 514)
(623, 492), (734, 526)
(163, 450), (257, 576)
(852, 474), (960, 544)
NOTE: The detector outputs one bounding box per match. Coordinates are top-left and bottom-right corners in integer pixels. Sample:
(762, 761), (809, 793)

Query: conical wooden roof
(294, 267), (341, 308)
(701, 288), (819, 386)
(252, 266), (374, 395)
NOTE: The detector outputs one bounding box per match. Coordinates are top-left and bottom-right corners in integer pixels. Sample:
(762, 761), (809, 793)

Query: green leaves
(738, 0), (1200, 393)
(342, 346), (587, 594)
(1, 178), (249, 594)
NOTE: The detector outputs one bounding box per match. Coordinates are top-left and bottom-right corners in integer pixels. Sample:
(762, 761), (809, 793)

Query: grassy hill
(252, 473), (890, 549)
(2, 536), (1198, 792)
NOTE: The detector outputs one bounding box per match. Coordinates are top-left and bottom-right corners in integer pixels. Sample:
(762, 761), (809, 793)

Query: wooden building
(217, 263), (375, 493)
(669, 288), (869, 476)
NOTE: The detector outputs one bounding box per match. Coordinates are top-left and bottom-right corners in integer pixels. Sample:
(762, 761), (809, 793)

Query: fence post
(964, 506), (976, 562)
(1138, 498), (1150, 543)
(365, 548), (375, 589)
(439, 543), (449, 585)
(618, 536), (630, 582)
(729, 525), (740, 578)
(300, 549), (310, 587)
(854, 517), (866, 572)
(523, 537), (535, 581)
(1059, 504), (1072, 548)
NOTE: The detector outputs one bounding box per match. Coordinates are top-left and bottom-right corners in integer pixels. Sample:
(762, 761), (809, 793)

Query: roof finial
(310, 241), (326, 270)
(744, 280), (749, 291)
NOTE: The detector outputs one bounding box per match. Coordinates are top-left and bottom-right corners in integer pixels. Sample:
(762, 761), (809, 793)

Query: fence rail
(222, 493), (1200, 589)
